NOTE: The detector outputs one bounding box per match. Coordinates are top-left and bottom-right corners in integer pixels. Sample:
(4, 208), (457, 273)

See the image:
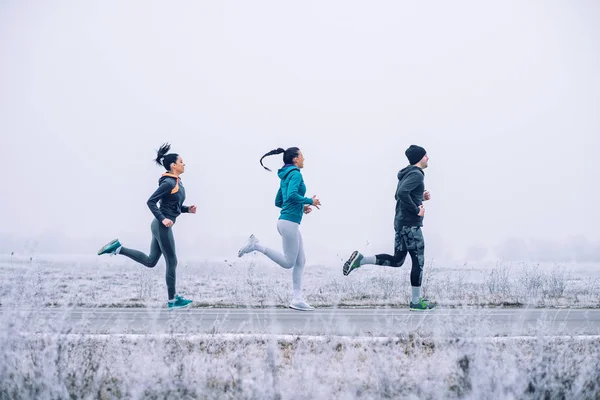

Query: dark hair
(155, 143), (179, 171)
(259, 147), (300, 171)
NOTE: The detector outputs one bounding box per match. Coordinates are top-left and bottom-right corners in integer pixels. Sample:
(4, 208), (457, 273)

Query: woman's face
(171, 156), (185, 174)
(293, 151), (305, 168)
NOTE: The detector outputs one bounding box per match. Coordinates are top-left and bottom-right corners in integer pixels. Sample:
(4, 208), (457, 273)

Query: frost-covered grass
(1, 324), (599, 399)
(2, 255), (600, 398)
(1, 254), (599, 309)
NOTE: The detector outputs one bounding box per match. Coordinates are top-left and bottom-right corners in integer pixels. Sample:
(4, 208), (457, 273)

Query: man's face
(419, 154), (429, 169)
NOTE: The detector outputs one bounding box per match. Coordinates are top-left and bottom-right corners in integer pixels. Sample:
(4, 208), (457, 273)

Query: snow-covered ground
(1, 328), (599, 399)
(1, 254), (600, 398)
(1, 254), (599, 309)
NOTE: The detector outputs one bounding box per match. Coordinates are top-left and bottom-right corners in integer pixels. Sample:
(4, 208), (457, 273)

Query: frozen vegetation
(1, 254), (598, 309)
(1, 254), (599, 398)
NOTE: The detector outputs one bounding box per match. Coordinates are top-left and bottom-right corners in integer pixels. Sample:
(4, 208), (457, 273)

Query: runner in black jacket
(97, 143), (196, 309)
(343, 145), (437, 311)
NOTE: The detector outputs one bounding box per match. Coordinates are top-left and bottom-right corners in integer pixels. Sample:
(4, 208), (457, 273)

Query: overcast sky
(1, 1), (598, 262)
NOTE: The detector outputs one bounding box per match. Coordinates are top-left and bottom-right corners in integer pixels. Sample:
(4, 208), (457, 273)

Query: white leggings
(256, 219), (305, 297)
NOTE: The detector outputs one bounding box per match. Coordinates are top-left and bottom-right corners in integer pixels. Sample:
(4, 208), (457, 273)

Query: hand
(311, 195), (321, 209)
(303, 205), (312, 214)
(189, 205), (197, 214)
(418, 205), (425, 217)
(423, 190), (431, 201)
(162, 218), (174, 227)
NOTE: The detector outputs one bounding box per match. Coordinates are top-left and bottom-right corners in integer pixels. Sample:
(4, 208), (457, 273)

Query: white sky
(1, 1), (598, 262)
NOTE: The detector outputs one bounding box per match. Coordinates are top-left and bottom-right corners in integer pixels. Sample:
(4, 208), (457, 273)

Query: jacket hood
(159, 173), (180, 182)
(277, 165), (300, 180)
(398, 165), (424, 181)
(159, 173), (180, 194)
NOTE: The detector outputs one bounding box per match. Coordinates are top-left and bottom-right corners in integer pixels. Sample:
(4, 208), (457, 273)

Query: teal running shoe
(168, 294), (193, 309)
(97, 239), (121, 255)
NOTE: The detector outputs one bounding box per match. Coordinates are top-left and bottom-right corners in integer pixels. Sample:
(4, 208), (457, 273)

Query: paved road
(4, 307), (600, 337)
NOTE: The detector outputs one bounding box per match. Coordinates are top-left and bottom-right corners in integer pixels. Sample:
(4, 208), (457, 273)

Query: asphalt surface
(5, 307), (600, 337)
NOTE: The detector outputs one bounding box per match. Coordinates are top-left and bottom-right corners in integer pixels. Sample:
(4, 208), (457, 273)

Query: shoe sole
(169, 303), (192, 310)
(343, 251), (359, 276)
(289, 304), (315, 311)
(409, 306), (437, 311)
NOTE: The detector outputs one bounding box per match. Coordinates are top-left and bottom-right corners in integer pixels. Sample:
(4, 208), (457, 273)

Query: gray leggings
(258, 219), (305, 295)
(120, 219), (178, 300)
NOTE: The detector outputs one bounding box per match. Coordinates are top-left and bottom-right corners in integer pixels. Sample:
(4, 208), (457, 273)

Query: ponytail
(259, 147), (285, 171)
(154, 142), (179, 171)
(259, 147), (300, 171)
(155, 143), (171, 166)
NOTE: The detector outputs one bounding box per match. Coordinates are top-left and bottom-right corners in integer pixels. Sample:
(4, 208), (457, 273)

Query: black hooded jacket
(146, 173), (189, 222)
(394, 165), (425, 230)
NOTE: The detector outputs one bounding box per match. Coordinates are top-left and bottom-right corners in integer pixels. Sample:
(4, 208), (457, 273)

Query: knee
(392, 257), (406, 268)
(166, 255), (178, 269)
(411, 254), (424, 269)
(145, 258), (159, 268)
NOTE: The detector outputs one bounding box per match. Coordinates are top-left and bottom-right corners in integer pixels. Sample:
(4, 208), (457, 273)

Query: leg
(255, 220), (300, 270)
(159, 220), (192, 308)
(374, 251), (408, 267)
(292, 230), (305, 299)
(375, 230), (409, 267)
(343, 230), (407, 275)
(153, 219), (178, 301)
(118, 220), (163, 267)
(407, 227), (425, 288)
(404, 227), (434, 309)
(288, 229), (314, 310)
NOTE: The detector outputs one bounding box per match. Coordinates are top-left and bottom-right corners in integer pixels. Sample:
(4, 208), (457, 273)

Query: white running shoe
(289, 298), (315, 311)
(238, 234), (259, 258)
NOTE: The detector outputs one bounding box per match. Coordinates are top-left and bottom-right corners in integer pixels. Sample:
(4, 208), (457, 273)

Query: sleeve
(275, 188), (283, 208)
(146, 180), (175, 221)
(396, 172), (422, 215)
(181, 205), (190, 213)
(285, 172), (313, 205)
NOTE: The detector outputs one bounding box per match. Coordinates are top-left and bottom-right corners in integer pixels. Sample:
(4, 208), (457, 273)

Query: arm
(285, 172), (313, 205)
(396, 172), (422, 215)
(275, 188), (283, 208)
(146, 180), (176, 221)
(182, 205), (197, 214)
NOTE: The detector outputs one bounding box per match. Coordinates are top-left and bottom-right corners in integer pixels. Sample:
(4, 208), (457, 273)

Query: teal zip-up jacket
(275, 165), (313, 224)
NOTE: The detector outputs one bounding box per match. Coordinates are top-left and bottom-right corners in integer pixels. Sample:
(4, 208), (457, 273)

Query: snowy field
(1, 328), (599, 399)
(0, 321), (600, 399)
(1, 254), (600, 399)
(1, 254), (599, 309)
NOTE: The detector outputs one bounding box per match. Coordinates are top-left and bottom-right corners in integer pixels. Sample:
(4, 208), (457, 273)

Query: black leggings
(120, 219), (178, 300)
(375, 226), (425, 287)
